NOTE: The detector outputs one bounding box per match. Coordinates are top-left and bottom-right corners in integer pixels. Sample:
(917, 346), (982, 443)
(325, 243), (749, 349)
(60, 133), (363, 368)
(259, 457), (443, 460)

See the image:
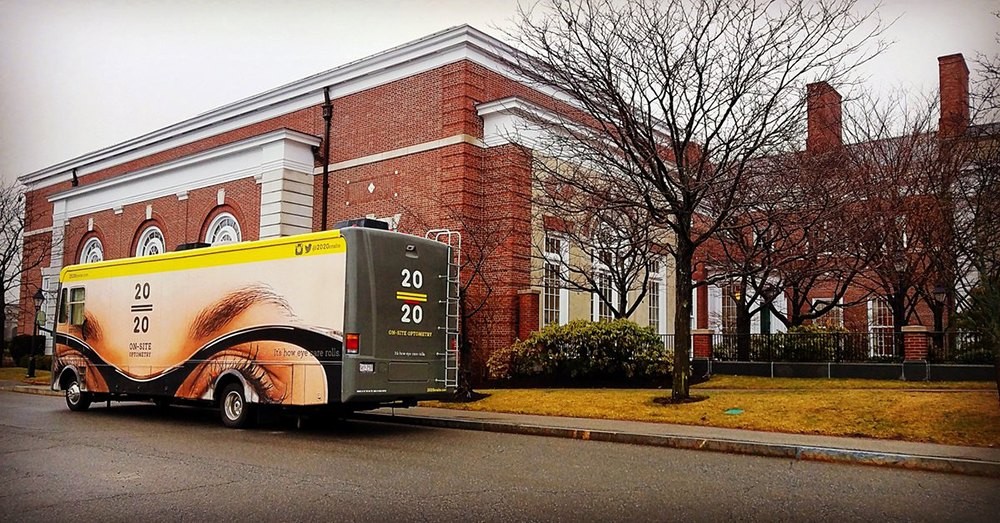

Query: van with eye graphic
(51, 224), (459, 428)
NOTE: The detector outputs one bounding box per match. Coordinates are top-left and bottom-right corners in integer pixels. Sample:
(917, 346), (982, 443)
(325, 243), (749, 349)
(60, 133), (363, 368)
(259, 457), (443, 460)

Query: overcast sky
(1, 0), (998, 186)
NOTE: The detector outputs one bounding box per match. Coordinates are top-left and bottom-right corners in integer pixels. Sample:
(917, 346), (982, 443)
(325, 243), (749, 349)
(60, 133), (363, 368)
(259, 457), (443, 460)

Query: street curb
(353, 412), (1000, 478)
(0, 385), (62, 397)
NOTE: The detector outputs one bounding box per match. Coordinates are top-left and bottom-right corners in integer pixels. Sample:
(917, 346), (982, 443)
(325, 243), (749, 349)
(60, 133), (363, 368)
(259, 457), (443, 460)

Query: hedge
(487, 319), (673, 383)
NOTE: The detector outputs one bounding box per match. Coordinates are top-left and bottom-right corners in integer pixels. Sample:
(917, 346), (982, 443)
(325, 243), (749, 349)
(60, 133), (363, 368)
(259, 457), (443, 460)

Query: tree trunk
(736, 303), (752, 361)
(672, 239), (694, 400)
(892, 291), (906, 357)
(455, 296), (474, 400)
(0, 305), (5, 367)
(994, 352), (1000, 407)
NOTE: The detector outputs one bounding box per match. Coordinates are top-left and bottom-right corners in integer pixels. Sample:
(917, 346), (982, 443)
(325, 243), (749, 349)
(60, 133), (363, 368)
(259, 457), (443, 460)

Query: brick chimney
(938, 53), (969, 139)
(806, 81), (843, 154)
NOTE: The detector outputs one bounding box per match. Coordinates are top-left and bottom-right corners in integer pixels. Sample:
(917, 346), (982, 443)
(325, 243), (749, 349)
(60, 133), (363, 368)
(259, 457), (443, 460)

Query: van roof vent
(333, 218), (389, 230)
(175, 242), (212, 251)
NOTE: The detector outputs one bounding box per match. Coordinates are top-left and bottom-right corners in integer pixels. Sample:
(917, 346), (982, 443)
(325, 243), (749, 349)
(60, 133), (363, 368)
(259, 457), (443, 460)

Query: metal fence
(658, 331), (991, 364)
(710, 332), (904, 363)
(927, 331), (994, 364)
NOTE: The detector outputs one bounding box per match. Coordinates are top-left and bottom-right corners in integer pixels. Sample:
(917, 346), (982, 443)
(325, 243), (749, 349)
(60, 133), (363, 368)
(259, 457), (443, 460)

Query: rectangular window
(720, 283), (737, 334)
(594, 271), (614, 322)
(543, 262), (561, 326)
(68, 287), (86, 326)
(647, 258), (663, 334)
(542, 234), (567, 325)
(813, 298), (843, 328)
(58, 288), (68, 324)
(869, 297), (894, 356)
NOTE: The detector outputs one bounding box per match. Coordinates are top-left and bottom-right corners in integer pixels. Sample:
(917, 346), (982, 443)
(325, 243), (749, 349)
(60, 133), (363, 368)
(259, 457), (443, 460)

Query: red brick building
(17, 26), (609, 376)
(691, 53), (979, 346)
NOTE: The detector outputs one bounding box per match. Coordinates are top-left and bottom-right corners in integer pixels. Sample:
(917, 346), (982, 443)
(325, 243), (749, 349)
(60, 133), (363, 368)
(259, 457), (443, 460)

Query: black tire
(219, 383), (254, 428)
(65, 377), (92, 412)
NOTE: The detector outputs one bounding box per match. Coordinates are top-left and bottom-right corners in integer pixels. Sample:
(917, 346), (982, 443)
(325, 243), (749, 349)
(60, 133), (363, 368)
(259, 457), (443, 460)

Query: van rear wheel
(65, 378), (92, 412)
(220, 383), (254, 428)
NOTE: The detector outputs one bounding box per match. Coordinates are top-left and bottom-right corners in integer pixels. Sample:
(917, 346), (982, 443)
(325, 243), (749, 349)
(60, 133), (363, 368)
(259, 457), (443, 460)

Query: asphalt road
(1, 391), (997, 522)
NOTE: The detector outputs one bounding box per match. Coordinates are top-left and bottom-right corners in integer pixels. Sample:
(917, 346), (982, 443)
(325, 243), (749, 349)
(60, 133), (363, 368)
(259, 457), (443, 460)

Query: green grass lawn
(424, 376), (1000, 448)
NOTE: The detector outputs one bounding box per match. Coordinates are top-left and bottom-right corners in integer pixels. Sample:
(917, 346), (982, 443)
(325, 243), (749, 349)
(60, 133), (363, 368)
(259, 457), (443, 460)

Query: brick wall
(17, 58), (550, 377)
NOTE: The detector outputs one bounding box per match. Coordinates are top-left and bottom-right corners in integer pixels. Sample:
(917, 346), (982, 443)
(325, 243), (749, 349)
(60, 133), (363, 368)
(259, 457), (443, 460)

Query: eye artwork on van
(54, 283), (330, 405)
(175, 285), (303, 403)
(55, 311), (109, 393)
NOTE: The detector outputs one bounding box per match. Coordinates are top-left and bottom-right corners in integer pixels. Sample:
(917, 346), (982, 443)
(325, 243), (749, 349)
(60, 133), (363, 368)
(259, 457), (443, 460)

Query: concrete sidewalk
(4, 379), (999, 477)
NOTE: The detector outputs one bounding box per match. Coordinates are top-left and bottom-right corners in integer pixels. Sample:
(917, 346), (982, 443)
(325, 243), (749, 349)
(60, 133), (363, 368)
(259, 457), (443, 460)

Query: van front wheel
(220, 383), (254, 428)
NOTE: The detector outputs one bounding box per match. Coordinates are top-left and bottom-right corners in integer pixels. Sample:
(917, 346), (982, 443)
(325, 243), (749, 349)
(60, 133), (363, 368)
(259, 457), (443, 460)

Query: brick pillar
(516, 289), (540, 340)
(902, 325), (930, 362)
(693, 329), (714, 359)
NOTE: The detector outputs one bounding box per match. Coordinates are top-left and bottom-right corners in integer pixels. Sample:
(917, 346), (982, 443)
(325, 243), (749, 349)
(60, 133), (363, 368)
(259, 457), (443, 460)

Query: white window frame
(80, 237), (104, 264)
(719, 282), (738, 335)
(868, 297), (894, 356)
(647, 257), (667, 334)
(589, 226), (620, 322)
(812, 297), (843, 328)
(542, 234), (569, 325)
(136, 226), (165, 257)
(592, 268), (615, 322)
(205, 212), (242, 245)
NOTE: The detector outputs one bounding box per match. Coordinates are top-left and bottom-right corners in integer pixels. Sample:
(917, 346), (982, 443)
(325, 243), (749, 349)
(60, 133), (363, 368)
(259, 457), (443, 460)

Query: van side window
(69, 287), (86, 326)
(58, 288), (69, 324)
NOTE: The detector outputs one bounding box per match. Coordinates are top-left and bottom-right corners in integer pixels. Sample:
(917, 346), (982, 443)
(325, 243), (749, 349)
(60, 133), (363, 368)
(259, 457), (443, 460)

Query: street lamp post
(27, 288), (45, 379)
(892, 255), (907, 357)
(932, 284), (947, 358)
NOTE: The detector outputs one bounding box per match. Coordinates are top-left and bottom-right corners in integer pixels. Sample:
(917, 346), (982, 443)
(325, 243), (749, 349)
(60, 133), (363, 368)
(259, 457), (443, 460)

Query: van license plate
(359, 362), (375, 373)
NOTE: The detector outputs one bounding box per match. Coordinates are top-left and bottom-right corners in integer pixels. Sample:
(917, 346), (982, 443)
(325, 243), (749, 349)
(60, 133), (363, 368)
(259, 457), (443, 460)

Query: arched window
(205, 212), (241, 245)
(136, 226), (165, 257)
(80, 237), (104, 264)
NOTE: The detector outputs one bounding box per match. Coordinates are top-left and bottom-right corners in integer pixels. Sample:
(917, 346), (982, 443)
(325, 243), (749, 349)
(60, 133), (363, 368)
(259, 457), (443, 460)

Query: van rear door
(340, 227), (451, 403)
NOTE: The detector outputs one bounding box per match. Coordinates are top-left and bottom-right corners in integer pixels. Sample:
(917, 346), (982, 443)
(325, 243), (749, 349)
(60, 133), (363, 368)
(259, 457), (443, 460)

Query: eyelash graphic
(201, 345), (286, 403)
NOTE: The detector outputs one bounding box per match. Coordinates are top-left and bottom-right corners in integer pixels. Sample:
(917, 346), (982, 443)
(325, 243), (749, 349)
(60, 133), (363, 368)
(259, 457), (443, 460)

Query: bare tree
(702, 149), (873, 359)
(840, 91), (952, 347)
(533, 166), (672, 320)
(506, 0), (886, 399)
(1, 181), (51, 357)
(399, 170), (520, 397)
(954, 15), (1000, 308)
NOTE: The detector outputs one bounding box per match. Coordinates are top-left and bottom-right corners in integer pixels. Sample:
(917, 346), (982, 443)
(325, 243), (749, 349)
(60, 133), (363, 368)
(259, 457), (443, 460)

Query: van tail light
(346, 333), (360, 354)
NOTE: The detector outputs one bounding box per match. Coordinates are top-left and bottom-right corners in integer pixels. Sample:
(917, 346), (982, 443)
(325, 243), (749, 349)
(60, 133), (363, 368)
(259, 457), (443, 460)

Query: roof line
(19, 24), (517, 186)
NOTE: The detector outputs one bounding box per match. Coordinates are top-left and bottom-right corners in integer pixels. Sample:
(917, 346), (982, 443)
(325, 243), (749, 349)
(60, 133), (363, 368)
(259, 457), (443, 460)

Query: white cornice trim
(478, 96), (567, 148)
(48, 129), (319, 203)
(48, 129), (320, 219)
(20, 25), (550, 190)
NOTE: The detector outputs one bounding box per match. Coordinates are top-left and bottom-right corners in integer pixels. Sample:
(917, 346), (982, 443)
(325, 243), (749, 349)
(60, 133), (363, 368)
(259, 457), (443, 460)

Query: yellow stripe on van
(396, 291), (428, 302)
(60, 230), (346, 282)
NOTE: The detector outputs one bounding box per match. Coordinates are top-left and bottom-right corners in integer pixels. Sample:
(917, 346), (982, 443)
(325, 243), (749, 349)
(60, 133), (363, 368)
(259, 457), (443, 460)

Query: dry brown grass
(0, 367), (50, 383)
(692, 375), (995, 390)
(423, 377), (1000, 447)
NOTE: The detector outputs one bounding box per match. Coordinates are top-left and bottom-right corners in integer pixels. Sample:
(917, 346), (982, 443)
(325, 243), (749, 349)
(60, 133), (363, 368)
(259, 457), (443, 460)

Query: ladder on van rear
(426, 229), (461, 389)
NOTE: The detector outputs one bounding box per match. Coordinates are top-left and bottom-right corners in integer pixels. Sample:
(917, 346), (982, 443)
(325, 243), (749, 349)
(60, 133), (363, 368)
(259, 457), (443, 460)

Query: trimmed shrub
(782, 324), (849, 361)
(17, 354), (52, 371)
(487, 319), (673, 383)
(9, 335), (44, 363)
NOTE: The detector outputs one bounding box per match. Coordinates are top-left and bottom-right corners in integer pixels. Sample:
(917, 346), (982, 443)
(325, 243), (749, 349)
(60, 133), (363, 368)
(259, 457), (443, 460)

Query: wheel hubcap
(67, 383), (81, 405)
(224, 391), (243, 420)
